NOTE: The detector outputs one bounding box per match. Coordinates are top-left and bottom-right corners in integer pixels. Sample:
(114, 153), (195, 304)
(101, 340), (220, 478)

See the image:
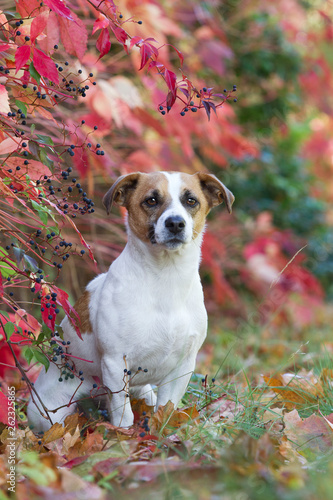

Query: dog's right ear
(103, 173), (141, 214)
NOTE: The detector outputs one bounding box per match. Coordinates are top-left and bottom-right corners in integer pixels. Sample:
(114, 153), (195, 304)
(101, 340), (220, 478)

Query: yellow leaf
(42, 423), (65, 444)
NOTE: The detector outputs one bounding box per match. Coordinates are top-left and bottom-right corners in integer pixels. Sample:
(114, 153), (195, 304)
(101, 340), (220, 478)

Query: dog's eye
(145, 197), (158, 207)
(186, 197), (198, 206)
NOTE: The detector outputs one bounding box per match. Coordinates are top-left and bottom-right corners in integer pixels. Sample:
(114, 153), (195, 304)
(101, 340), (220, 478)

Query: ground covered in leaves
(1, 311), (333, 500)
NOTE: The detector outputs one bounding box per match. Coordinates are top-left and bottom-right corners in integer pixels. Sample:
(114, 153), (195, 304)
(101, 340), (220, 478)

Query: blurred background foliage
(55, 0), (333, 330)
(2, 0), (333, 334)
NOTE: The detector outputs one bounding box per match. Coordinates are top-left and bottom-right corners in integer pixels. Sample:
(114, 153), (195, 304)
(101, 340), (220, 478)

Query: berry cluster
(158, 84), (238, 117)
(139, 412), (150, 437)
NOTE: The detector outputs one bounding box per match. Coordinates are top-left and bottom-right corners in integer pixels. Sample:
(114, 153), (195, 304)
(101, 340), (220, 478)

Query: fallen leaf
(42, 423), (65, 445)
(62, 425), (81, 454)
(283, 409), (333, 461)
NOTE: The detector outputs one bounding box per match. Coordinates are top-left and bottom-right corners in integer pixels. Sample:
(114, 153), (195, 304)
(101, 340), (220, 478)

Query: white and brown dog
(27, 171), (234, 431)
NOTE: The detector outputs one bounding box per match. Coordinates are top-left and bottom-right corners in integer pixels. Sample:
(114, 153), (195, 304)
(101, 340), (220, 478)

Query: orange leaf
(42, 423), (66, 444)
(263, 374), (319, 410)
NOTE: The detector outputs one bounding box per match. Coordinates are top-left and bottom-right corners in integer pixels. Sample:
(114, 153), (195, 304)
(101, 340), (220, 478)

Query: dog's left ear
(197, 172), (235, 213)
(103, 173), (141, 214)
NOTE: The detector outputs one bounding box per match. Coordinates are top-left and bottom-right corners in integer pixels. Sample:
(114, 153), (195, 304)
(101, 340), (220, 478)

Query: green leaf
(28, 140), (39, 158)
(30, 124), (35, 135)
(29, 61), (41, 84)
(0, 262), (16, 279)
(36, 134), (54, 147)
(31, 200), (51, 226)
(0, 247), (16, 278)
(15, 100), (28, 116)
(39, 148), (54, 170)
(32, 348), (50, 372)
(4, 322), (15, 339)
(23, 346), (34, 365)
(48, 226), (60, 236)
(0, 310), (10, 320)
(38, 324), (52, 342)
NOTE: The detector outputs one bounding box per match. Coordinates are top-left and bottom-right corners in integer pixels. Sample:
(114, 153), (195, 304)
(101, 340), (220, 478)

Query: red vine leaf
(92, 13), (109, 35)
(138, 39), (159, 71)
(15, 45), (31, 73)
(164, 68), (177, 92)
(43, 0), (74, 21)
(58, 12), (88, 61)
(96, 28), (111, 60)
(33, 48), (59, 84)
(30, 11), (49, 43)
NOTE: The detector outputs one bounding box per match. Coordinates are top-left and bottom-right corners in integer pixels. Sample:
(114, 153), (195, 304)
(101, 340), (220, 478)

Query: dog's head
(103, 172), (234, 250)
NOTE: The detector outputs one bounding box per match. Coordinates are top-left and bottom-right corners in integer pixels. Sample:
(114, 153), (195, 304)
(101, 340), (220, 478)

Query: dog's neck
(118, 226), (203, 279)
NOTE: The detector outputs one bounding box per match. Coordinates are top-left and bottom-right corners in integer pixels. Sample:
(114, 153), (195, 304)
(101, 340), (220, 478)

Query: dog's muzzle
(165, 216), (186, 235)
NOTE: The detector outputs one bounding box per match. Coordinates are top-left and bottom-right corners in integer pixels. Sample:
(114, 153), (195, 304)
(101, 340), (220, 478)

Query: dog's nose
(165, 216), (186, 234)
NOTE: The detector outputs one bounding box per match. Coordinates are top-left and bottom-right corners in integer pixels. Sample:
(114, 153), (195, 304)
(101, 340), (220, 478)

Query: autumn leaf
(33, 49), (59, 85)
(15, 45), (31, 73)
(263, 373), (323, 410)
(110, 25), (128, 47)
(30, 11), (49, 43)
(92, 13), (109, 35)
(131, 398), (154, 423)
(96, 28), (111, 60)
(37, 12), (60, 54)
(0, 136), (19, 154)
(164, 68), (177, 92)
(282, 410), (333, 461)
(42, 423), (66, 445)
(138, 39), (159, 70)
(58, 13), (88, 61)
(43, 0), (74, 21)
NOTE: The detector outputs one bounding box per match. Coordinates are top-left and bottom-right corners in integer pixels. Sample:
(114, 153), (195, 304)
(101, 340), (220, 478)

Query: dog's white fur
(27, 171), (234, 431)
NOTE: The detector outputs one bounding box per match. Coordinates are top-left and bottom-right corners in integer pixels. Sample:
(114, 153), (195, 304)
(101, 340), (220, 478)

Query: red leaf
(16, 0), (40, 18)
(139, 41), (158, 71)
(172, 45), (184, 66)
(38, 12), (60, 54)
(58, 13), (88, 61)
(96, 28), (111, 60)
(33, 48), (59, 84)
(41, 293), (56, 331)
(92, 13), (109, 35)
(178, 87), (189, 99)
(166, 90), (176, 110)
(0, 273), (3, 298)
(52, 286), (82, 340)
(30, 11), (49, 43)
(130, 36), (143, 49)
(43, 0), (74, 21)
(111, 26), (128, 45)
(15, 45), (31, 73)
(164, 68), (177, 92)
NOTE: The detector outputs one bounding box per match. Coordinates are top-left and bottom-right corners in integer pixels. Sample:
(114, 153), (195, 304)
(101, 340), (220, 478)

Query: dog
(27, 171), (234, 431)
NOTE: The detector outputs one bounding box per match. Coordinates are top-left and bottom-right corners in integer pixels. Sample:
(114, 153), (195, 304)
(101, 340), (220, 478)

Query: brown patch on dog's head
(178, 173), (210, 238)
(70, 291), (92, 334)
(196, 172), (235, 213)
(102, 173), (141, 214)
(103, 172), (171, 243)
(125, 172), (171, 242)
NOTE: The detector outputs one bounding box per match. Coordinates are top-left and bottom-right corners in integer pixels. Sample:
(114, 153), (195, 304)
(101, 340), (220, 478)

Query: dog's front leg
(155, 356), (196, 411)
(101, 356), (134, 428)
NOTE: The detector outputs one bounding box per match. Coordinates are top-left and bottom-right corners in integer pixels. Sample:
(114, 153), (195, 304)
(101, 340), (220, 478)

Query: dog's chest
(92, 264), (207, 382)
